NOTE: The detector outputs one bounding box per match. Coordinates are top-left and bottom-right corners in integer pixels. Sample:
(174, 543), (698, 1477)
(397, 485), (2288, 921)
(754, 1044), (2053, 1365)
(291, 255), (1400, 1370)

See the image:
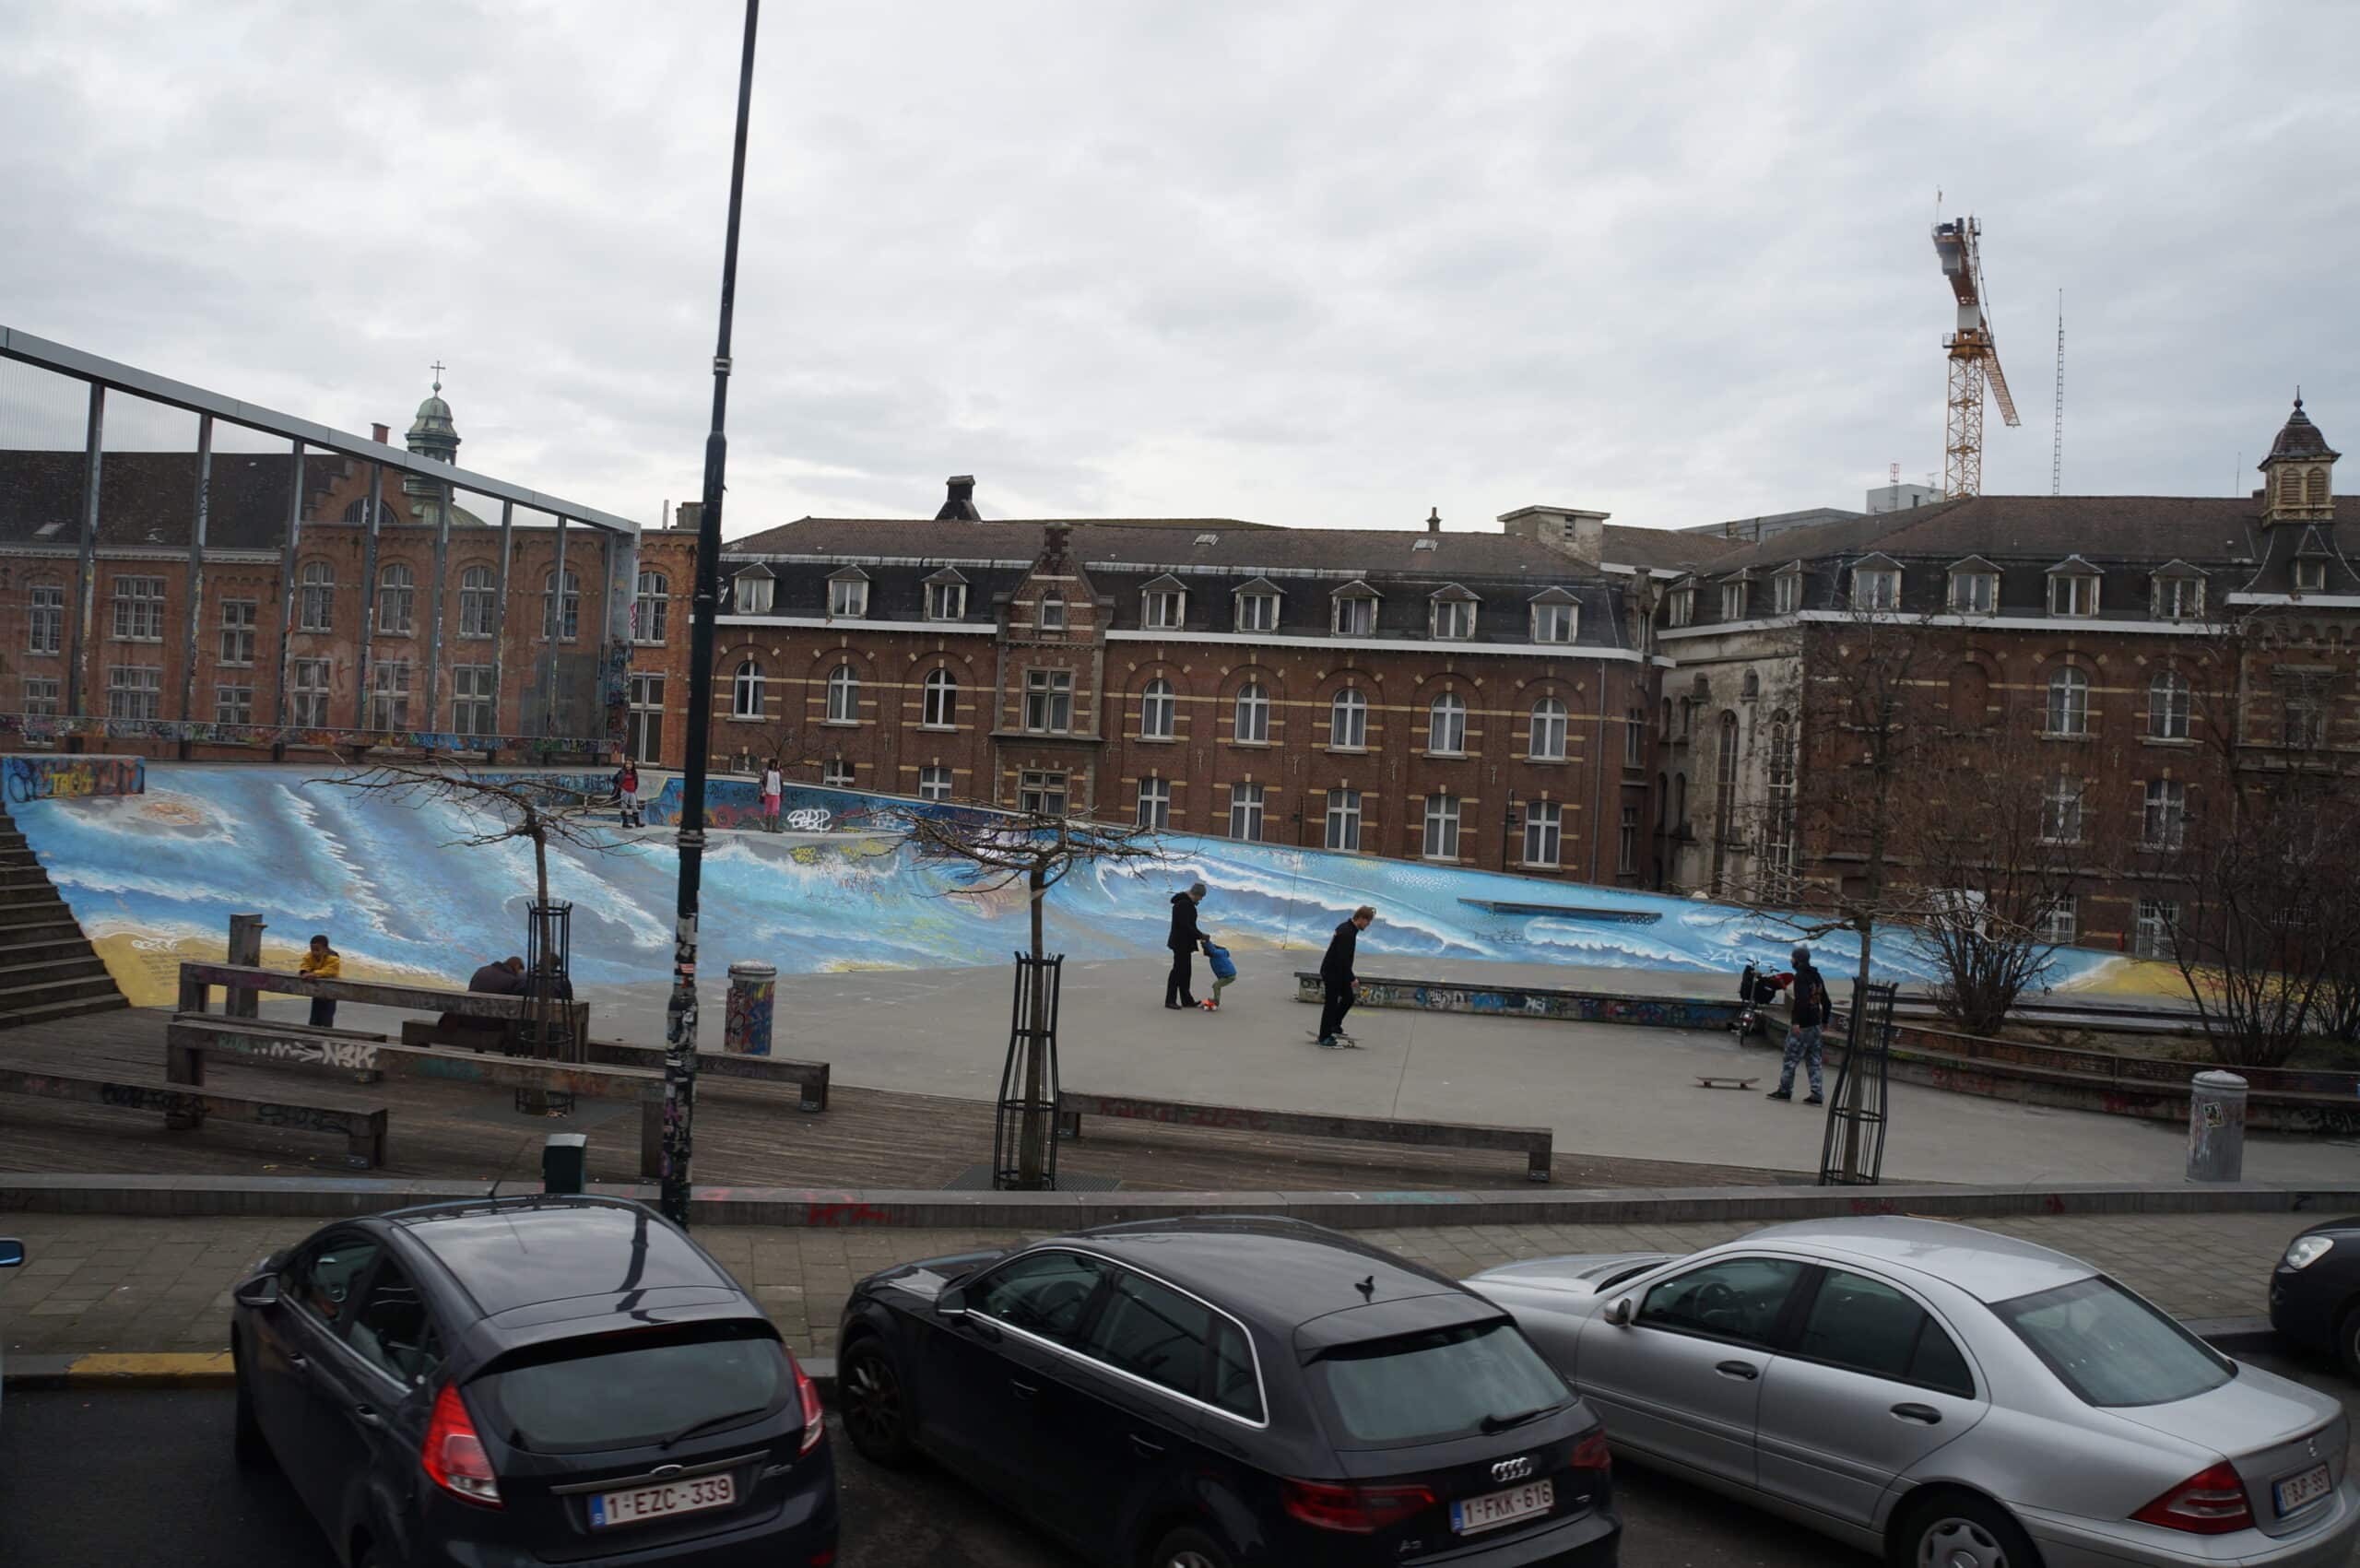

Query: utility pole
(663, 0), (761, 1229)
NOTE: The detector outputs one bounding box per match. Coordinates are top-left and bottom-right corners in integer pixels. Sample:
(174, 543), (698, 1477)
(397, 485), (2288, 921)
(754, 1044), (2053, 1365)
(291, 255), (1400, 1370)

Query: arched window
(2307, 467), (2330, 505)
(1233, 681), (1270, 744)
(543, 570), (581, 641)
(298, 560), (336, 632)
(2149, 671), (2191, 740)
(1764, 711), (1797, 898)
(922, 667), (958, 728)
(376, 562), (414, 635)
(1428, 692), (1467, 755)
(1422, 791), (1461, 859)
(1139, 678), (1174, 739)
(635, 571), (669, 644)
(732, 659), (764, 719)
(1331, 687), (1368, 749)
(458, 565), (496, 637)
(1528, 697), (1567, 760)
(826, 664), (860, 724)
(2046, 666), (2089, 736)
(1740, 669), (1760, 701)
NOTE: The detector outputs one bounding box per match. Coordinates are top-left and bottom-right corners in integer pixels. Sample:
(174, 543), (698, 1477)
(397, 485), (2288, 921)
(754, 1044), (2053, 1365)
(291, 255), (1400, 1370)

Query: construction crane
(1931, 216), (2021, 497)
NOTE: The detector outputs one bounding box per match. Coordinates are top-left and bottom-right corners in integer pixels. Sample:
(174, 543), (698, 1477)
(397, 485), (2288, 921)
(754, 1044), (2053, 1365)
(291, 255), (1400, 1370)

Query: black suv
(230, 1196), (837, 1567)
(836, 1216), (1620, 1567)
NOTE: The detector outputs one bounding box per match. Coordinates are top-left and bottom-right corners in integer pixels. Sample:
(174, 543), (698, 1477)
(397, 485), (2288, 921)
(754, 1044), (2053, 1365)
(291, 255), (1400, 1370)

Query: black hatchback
(2271, 1213), (2360, 1375)
(229, 1196), (837, 1568)
(835, 1216), (1619, 1568)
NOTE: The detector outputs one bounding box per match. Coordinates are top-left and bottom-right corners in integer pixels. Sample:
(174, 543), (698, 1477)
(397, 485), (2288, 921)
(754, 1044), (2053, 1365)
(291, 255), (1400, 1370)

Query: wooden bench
(0, 1064), (388, 1170)
(391, 1023), (826, 1112)
(166, 1018), (666, 1176)
(177, 961), (587, 1055)
(1055, 1090), (1554, 1184)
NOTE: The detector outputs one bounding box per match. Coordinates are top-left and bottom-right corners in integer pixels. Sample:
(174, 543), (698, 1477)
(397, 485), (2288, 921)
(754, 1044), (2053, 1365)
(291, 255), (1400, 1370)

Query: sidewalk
(0, 1208), (2320, 1366)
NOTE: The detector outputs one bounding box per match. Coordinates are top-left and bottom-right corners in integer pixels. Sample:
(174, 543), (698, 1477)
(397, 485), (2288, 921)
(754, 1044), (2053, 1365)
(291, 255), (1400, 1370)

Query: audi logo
(1491, 1456), (1534, 1482)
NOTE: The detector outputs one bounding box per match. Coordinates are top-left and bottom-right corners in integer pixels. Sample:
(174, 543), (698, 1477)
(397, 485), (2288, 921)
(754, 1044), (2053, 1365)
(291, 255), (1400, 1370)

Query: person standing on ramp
(1316, 906), (1375, 1049)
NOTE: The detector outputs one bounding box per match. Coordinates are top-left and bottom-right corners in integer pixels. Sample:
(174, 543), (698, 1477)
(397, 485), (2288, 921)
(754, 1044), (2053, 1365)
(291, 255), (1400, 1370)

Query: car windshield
(1990, 1275), (2233, 1409)
(473, 1322), (790, 1454)
(1309, 1320), (1569, 1448)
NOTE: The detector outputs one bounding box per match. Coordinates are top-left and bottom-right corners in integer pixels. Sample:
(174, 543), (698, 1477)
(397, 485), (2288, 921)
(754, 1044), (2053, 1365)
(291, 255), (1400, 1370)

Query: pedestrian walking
(1316, 906), (1375, 1049)
(761, 759), (784, 832)
(1766, 944), (1829, 1105)
(299, 933), (340, 1028)
(1164, 882), (1208, 1008)
(1199, 941), (1236, 1010)
(614, 760), (642, 828)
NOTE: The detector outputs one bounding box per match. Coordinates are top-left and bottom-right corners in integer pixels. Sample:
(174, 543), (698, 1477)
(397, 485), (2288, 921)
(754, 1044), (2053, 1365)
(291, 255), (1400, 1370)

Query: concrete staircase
(0, 804), (128, 1028)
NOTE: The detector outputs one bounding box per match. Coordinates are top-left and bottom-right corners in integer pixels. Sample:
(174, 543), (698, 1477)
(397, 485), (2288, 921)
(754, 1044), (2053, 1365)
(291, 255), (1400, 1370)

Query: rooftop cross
(431, 360), (445, 394)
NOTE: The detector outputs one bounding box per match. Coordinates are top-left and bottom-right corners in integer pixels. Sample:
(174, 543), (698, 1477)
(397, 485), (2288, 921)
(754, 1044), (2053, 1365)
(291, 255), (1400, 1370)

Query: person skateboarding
(1316, 906), (1375, 1049)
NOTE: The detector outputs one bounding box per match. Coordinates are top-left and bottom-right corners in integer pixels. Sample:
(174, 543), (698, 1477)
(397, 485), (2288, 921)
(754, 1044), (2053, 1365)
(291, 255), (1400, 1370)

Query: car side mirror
(1602, 1297), (1634, 1327)
(935, 1285), (967, 1315)
(0, 1238), (22, 1268)
(234, 1274), (280, 1309)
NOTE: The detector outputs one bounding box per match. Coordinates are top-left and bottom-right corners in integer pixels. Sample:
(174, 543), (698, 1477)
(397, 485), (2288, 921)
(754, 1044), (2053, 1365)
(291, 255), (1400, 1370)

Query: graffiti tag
(4, 753), (146, 802)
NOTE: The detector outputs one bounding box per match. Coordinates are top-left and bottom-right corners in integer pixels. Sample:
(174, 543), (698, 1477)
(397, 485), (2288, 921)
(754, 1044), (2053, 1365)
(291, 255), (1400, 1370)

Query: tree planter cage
(993, 952), (1064, 1190)
(518, 900), (579, 1114)
(1818, 980), (1896, 1186)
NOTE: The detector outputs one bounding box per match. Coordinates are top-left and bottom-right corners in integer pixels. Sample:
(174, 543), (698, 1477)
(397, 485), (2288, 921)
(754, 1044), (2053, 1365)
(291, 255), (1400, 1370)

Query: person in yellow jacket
(300, 934), (341, 1028)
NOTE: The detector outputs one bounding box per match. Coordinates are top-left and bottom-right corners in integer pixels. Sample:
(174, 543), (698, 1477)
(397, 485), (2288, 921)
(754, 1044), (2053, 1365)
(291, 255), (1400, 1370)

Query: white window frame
(105, 664), (161, 720)
(2041, 775), (2083, 844)
(297, 562), (335, 633)
(2153, 576), (2202, 620)
(24, 675), (61, 717)
(823, 759), (856, 788)
(2046, 667), (2090, 737)
(918, 766), (952, 803)
(1531, 602), (1575, 643)
(1332, 595), (1376, 637)
(2149, 672), (2190, 739)
(634, 571), (669, 644)
(1019, 770), (1068, 816)
(1529, 698), (1567, 761)
(1228, 782), (1265, 841)
(1235, 592), (1279, 632)
(29, 582), (65, 654)
(1666, 588), (1695, 628)
(735, 572), (774, 615)
(922, 668), (958, 729)
(2036, 898), (2077, 946)
(732, 659), (765, 720)
(2142, 778), (2186, 850)
(830, 577), (869, 618)
(2134, 899), (2177, 960)
(214, 681), (254, 727)
(1618, 804), (1639, 875)
(217, 598), (257, 667)
(1324, 788), (1362, 851)
(1038, 594), (1067, 633)
(1139, 678), (1175, 740)
(459, 566), (497, 639)
(289, 659), (332, 727)
(1772, 572), (1802, 616)
(1431, 597), (1476, 641)
(543, 569), (581, 643)
(452, 665), (496, 738)
(1143, 588), (1186, 630)
(1024, 669), (1074, 734)
(112, 576), (165, 642)
(2048, 573), (2100, 617)
(826, 664), (862, 725)
(1233, 682), (1269, 744)
(926, 582), (966, 621)
(1717, 583), (1744, 620)
(1422, 792), (1461, 860)
(1137, 776), (1170, 829)
(2295, 559), (2329, 594)
(1428, 693), (1467, 756)
(627, 672), (665, 762)
(1852, 568), (1901, 610)
(1523, 801), (1563, 867)
(1949, 572), (1997, 614)
(368, 660), (411, 730)
(1329, 688), (1367, 750)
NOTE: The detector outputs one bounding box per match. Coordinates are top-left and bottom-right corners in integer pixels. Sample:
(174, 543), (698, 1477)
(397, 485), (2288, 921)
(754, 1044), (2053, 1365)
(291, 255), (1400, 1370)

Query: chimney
(678, 501), (703, 533)
(372, 422), (391, 444)
(1496, 504), (1611, 566)
(1426, 507), (1442, 534)
(937, 474), (981, 522)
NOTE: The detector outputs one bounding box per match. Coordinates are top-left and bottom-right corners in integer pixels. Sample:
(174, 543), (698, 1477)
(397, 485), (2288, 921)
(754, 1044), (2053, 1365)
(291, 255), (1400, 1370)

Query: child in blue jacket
(1199, 941), (1237, 1011)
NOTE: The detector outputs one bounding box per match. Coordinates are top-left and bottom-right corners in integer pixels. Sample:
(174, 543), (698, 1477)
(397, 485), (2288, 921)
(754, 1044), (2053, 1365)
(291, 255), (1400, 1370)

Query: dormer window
(829, 572), (869, 618)
(2047, 559), (2100, 617)
(1772, 568), (1802, 615)
(1039, 593), (1067, 632)
(1429, 586), (1478, 641)
(1142, 583), (1186, 629)
(924, 572), (967, 621)
(733, 567), (774, 616)
(1233, 580), (1281, 633)
(1720, 583), (1747, 620)
(2153, 572), (2204, 620)
(1332, 583), (1379, 637)
(1666, 587), (1695, 627)
(1852, 567), (1901, 610)
(1528, 593), (1576, 643)
(1948, 560), (1999, 613)
(2295, 559), (2328, 594)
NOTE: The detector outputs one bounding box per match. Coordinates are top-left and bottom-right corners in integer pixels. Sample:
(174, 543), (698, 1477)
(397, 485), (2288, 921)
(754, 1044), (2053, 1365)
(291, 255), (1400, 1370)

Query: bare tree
(894, 807), (1167, 1187)
(721, 716), (827, 780)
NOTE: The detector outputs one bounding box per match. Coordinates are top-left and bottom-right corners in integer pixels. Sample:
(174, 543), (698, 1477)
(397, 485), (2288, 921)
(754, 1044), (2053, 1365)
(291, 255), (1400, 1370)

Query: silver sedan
(1467, 1217), (2358, 1567)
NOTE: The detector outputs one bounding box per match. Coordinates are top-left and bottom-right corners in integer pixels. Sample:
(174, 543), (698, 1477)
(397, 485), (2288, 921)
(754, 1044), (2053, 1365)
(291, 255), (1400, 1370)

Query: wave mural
(14, 765), (2118, 1006)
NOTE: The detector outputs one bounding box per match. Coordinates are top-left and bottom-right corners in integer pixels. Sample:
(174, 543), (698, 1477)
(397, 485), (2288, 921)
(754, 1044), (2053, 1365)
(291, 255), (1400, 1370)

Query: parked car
(2271, 1216), (2360, 1376)
(229, 1195), (835, 1568)
(835, 1216), (1621, 1568)
(0, 1236), (21, 1425)
(1469, 1217), (2357, 1568)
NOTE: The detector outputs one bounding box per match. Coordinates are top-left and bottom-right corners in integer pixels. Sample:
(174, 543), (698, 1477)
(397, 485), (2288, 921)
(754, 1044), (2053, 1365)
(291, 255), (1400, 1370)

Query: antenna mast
(2050, 289), (2064, 495)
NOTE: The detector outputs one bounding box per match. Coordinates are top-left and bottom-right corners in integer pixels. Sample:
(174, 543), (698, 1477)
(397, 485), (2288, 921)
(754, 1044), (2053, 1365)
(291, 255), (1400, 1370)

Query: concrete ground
(0, 1208), (2329, 1362)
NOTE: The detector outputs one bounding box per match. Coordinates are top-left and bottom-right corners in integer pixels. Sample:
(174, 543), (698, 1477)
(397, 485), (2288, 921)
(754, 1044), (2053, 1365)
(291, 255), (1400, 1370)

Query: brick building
(0, 367), (668, 763)
(702, 480), (1709, 879)
(1651, 396), (2354, 951)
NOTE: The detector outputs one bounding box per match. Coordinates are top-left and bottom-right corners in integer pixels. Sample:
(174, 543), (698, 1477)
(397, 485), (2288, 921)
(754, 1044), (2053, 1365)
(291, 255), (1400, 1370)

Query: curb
(7, 1174), (2360, 1230)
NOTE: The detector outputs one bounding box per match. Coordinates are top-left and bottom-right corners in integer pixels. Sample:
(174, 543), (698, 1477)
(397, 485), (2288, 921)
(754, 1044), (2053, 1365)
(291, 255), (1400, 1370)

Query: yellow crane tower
(1931, 215), (2021, 497)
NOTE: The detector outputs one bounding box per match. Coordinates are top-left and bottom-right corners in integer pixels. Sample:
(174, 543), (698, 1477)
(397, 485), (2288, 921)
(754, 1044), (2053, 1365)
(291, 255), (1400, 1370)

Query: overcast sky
(3, 2), (2354, 538)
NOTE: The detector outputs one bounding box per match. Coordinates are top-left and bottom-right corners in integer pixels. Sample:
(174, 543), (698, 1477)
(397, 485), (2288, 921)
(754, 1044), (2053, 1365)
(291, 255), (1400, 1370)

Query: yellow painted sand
(88, 929), (459, 1008)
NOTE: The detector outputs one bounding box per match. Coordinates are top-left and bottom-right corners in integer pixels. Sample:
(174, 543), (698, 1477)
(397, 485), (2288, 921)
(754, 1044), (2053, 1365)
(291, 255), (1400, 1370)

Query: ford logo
(1491, 1456), (1533, 1483)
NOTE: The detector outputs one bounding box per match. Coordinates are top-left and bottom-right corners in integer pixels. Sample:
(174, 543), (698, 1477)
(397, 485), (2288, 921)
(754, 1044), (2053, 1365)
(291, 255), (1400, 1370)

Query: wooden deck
(0, 1009), (1793, 1192)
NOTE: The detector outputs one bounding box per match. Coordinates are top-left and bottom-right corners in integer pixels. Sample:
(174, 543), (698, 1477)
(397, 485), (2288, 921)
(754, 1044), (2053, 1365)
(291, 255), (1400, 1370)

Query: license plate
(588, 1472), (737, 1529)
(2275, 1462), (2332, 1516)
(1451, 1479), (1553, 1535)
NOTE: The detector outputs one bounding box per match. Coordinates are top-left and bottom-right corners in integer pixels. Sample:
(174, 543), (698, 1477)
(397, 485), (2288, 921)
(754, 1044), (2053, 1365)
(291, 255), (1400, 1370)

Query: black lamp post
(662, 0), (761, 1229)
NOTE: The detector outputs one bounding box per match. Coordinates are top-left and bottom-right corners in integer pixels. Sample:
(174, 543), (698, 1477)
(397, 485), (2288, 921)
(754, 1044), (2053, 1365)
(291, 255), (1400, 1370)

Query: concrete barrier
(1297, 972), (1740, 1032)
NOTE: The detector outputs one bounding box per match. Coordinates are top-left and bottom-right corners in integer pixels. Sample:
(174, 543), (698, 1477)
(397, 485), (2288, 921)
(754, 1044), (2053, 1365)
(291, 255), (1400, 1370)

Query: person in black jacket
(1766, 944), (1828, 1104)
(1316, 906), (1376, 1047)
(1165, 883), (1209, 1008)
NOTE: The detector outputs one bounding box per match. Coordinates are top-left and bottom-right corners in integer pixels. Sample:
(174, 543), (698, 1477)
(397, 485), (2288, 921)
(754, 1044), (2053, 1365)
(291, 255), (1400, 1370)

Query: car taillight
(421, 1383), (502, 1507)
(793, 1353), (825, 1456)
(1571, 1431), (1611, 1470)
(1281, 1479), (1436, 1533)
(2132, 1462), (2253, 1535)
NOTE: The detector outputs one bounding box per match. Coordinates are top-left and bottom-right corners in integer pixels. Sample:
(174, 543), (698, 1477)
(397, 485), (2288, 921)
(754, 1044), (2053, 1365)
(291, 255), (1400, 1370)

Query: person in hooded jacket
(1165, 882), (1208, 1008)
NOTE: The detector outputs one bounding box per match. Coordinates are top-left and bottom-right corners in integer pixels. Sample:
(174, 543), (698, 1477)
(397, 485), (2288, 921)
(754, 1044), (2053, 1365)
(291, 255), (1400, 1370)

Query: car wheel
(1892, 1492), (2041, 1568)
(233, 1348), (273, 1471)
(838, 1339), (917, 1468)
(2338, 1305), (2360, 1381)
(1149, 1525), (1234, 1568)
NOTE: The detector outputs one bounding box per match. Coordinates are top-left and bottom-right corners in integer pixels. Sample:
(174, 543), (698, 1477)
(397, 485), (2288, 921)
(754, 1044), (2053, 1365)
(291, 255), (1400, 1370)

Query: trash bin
(543, 1132), (588, 1195)
(2186, 1070), (2248, 1184)
(725, 961), (777, 1057)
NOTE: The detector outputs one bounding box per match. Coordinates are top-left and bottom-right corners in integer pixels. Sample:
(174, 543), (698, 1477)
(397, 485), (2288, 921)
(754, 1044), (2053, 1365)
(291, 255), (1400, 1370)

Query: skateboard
(1694, 1076), (1759, 1090)
(1305, 1030), (1363, 1049)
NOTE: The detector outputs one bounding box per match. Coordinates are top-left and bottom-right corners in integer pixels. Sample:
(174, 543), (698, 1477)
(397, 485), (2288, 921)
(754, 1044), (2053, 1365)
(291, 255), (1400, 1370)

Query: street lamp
(662, 0), (761, 1229)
